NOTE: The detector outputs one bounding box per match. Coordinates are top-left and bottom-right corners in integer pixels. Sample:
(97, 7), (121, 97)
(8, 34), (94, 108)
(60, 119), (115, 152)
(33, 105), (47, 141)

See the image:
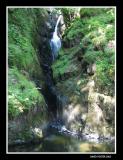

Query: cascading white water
(54, 15), (62, 33)
(50, 15), (62, 61)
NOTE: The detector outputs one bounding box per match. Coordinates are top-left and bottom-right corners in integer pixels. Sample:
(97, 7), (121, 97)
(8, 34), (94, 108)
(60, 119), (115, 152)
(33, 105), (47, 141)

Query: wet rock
(87, 63), (96, 76)
(8, 104), (48, 145)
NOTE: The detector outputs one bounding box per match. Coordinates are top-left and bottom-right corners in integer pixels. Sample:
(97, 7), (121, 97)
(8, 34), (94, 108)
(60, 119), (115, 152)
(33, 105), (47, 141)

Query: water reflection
(8, 133), (114, 152)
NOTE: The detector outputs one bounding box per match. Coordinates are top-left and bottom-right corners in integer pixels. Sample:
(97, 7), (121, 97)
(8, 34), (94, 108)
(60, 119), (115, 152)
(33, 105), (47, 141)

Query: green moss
(8, 8), (48, 119)
(8, 8), (44, 77)
(62, 8), (115, 95)
(52, 45), (83, 80)
(80, 8), (109, 17)
(64, 19), (84, 41)
(84, 50), (104, 63)
(8, 67), (45, 119)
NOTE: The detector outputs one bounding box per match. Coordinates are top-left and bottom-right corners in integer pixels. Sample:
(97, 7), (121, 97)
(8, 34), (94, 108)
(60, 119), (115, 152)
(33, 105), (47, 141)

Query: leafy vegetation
(61, 8), (80, 28)
(8, 8), (47, 119)
(8, 67), (45, 118)
(52, 46), (81, 79)
(53, 8), (115, 96)
(8, 8), (115, 151)
(8, 9), (43, 77)
(8, 7), (115, 119)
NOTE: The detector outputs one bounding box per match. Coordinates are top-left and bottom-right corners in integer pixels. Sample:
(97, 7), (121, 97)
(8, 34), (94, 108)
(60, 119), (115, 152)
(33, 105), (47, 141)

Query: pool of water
(8, 133), (114, 152)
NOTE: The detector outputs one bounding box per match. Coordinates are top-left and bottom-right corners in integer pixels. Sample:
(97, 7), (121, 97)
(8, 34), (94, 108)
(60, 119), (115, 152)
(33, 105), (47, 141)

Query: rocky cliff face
(51, 8), (115, 142)
(8, 9), (66, 145)
(8, 8), (52, 145)
(52, 55), (115, 144)
(8, 8), (115, 148)
(52, 34), (115, 142)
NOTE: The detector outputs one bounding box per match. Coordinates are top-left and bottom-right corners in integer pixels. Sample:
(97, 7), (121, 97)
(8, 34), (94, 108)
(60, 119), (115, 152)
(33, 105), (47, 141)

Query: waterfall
(50, 15), (62, 61)
(54, 15), (62, 33)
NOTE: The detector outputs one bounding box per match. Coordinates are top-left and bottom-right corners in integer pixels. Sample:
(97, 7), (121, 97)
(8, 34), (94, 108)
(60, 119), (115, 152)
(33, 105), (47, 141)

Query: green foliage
(52, 45), (82, 79)
(62, 8), (115, 95)
(64, 19), (84, 41)
(8, 67), (45, 119)
(8, 8), (47, 119)
(64, 8), (115, 50)
(80, 8), (108, 17)
(61, 8), (79, 27)
(52, 50), (70, 78)
(84, 50), (104, 63)
(8, 8), (42, 76)
(95, 59), (115, 94)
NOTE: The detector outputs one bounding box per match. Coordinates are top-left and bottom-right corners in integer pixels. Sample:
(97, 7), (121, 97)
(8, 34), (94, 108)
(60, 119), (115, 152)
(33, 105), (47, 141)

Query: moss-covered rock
(8, 8), (115, 147)
(8, 8), (51, 145)
(8, 104), (48, 145)
(51, 8), (115, 140)
(8, 67), (45, 118)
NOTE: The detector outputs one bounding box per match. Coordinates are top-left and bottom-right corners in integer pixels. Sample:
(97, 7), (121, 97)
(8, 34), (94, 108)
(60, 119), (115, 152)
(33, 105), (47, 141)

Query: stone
(87, 63), (96, 75)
